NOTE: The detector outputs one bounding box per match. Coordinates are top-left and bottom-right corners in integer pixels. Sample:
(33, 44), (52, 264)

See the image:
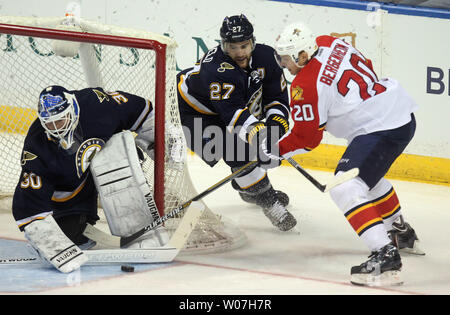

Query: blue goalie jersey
(12, 87), (153, 230)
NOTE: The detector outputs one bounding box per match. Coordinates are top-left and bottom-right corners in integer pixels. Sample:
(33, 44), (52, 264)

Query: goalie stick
(287, 157), (359, 193)
(85, 160), (259, 248)
(0, 201), (205, 266)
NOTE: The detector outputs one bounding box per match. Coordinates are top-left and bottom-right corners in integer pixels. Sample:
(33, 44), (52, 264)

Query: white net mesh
(0, 16), (246, 253)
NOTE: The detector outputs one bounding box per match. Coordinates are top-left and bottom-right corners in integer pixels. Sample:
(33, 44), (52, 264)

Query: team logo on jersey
(292, 86), (304, 101)
(93, 89), (110, 103)
(217, 62), (235, 72)
(21, 151), (38, 166)
(75, 138), (105, 178)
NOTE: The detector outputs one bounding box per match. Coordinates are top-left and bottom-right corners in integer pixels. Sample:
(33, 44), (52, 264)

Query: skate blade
(351, 270), (403, 287)
(400, 247), (425, 255)
(400, 240), (425, 256)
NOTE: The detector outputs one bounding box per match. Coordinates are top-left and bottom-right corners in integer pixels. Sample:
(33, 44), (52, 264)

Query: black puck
(121, 265), (135, 272)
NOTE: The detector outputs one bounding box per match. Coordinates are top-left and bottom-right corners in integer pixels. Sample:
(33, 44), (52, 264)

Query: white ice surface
(0, 155), (449, 295)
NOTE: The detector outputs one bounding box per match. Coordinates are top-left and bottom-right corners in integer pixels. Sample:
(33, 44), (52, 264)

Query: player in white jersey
(269, 22), (424, 286)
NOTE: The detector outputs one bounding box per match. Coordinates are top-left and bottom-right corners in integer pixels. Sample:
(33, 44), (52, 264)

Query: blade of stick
(165, 201), (205, 249)
(0, 248), (178, 265)
(83, 224), (120, 248)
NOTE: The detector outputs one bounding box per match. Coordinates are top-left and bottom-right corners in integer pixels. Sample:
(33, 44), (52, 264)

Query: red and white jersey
(278, 36), (418, 158)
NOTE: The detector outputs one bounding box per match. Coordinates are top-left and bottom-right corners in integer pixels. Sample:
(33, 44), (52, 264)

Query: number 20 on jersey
(292, 104), (314, 121)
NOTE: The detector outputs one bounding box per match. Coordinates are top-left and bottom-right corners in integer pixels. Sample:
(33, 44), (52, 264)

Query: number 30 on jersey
(292, 104), (314, 122)
(20, 172), (42, 189)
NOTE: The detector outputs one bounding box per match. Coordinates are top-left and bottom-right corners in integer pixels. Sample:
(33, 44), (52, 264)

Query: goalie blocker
(90, 131), (169, 248)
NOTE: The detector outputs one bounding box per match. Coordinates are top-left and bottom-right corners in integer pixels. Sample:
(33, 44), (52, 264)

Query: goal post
(0, 16), (246, 253)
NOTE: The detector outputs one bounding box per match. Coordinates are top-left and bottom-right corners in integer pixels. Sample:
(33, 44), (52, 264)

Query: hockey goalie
(11, 85), (185, 273)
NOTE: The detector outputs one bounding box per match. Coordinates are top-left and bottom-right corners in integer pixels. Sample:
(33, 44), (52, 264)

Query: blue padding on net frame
(270, 0), (450, 19)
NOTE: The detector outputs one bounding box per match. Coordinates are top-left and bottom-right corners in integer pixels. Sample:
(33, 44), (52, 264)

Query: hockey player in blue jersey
(177, 14), (297, 231)
(12, 85), (171, 273)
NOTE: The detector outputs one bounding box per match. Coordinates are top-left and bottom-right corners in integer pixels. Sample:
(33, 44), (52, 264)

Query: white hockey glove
(24, 215), (88, 273)
(135, 113), (185, 170)
(135, 112), (155, 159)
(165, 123), (186, 170)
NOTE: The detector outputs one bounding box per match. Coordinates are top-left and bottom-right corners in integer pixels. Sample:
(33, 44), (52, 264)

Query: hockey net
(0, 16), (246, 253)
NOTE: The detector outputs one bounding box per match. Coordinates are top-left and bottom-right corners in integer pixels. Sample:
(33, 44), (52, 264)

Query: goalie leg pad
(24, 215), (88, 273)
(90, 131), (160, 237)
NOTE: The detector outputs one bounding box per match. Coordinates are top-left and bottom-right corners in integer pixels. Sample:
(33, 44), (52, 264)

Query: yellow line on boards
(281, 143), (450, 187)
(1, 104), (448, 186)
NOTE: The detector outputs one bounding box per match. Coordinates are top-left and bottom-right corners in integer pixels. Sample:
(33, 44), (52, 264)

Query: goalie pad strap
(90, 131), (160, 237)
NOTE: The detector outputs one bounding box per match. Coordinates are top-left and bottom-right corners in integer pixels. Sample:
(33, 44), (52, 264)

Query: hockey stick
(0, 247), (177, 266)
(85, 160), (258, 248)
(0, 201), (205, 266)
(287, 157), (359, 192)
(86, 200), (205, 264)
(0, 246), (179, 266)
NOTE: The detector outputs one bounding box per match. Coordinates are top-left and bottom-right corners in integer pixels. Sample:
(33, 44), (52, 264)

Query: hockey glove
(247, 121), (281, 170)
(259, 137), (283, 170)
(266, 114), (289, 154)
(246, 121), (266, 147)
(165, 123), (186, 170)
(135, 122), (185, 170)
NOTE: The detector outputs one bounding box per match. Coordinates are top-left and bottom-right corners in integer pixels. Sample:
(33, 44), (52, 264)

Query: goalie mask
(220, 14), (255, 53)
(38, 85), (80, 150)
(275, 22), (316, 65)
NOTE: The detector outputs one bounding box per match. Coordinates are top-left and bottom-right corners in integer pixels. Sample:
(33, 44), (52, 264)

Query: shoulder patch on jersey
(93, 89), (110, 103)
(316, 35), (336, 48)
(217, 62), (235, 73)
(292, 86), (304, 101)
(75, 138), (105, 178)
(21, 151), (38, 166)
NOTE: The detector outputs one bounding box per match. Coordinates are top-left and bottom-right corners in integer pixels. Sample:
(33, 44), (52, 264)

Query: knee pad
(329, 175), (370, 212)
(369, 177), (392, 199)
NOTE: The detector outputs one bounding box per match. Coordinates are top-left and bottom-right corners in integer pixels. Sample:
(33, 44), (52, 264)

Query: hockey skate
(239, 189), (289, 207)
(231, 176), (295, 231)
(351, 243), (403, 286)
(257, 188), (296, 231)
(232, 175), (290, 207)
(388, 216), (425, 255)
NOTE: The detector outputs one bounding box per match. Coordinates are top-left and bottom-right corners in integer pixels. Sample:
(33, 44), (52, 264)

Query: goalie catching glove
(135, 112), (185, 170)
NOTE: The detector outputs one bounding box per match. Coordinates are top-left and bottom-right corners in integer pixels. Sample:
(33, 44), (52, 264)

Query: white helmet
(275, 22), (316, 62)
